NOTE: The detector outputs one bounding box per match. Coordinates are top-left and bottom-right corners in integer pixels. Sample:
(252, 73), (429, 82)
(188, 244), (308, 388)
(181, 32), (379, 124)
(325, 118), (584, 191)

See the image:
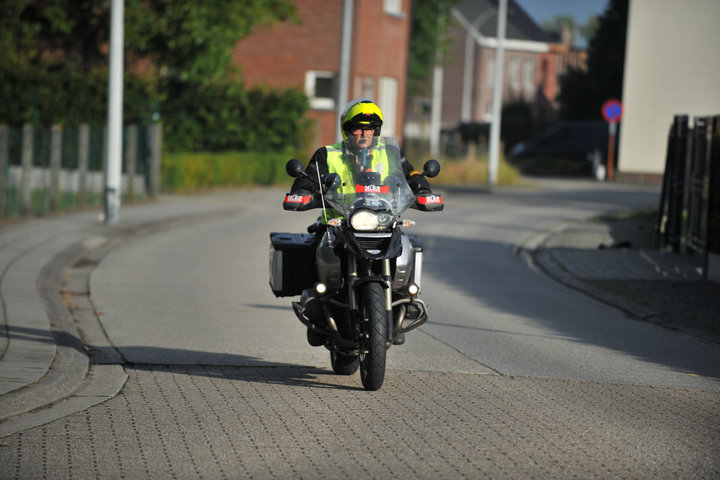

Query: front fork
(347, 255), (394, 344)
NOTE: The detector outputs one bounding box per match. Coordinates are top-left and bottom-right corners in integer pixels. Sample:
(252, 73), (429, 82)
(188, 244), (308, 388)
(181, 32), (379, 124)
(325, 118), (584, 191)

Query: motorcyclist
(290, 98), (436, 347)
(290, 98), (434, 201)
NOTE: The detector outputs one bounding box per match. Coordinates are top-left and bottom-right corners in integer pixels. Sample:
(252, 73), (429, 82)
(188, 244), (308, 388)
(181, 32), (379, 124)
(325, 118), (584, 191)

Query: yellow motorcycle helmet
(340, 99), (384, 141)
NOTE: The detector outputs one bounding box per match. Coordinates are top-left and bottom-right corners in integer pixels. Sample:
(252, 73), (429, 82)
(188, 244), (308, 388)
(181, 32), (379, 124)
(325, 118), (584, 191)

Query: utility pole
(336, 0), (353, 142)
(430, 63), (443, 157)
(488, 0), (507, 187)
(430, 13), (448, 157)
(105, 0), (124, 224)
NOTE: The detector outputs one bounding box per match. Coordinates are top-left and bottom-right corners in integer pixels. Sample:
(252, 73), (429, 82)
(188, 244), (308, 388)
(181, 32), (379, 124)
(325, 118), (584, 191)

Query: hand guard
(283, 191), (320, 211)
(412, 192), (444, 211)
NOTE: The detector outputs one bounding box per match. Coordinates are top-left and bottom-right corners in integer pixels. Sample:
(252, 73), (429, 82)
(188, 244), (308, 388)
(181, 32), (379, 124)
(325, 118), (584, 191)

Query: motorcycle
(269, 137), (443, 390)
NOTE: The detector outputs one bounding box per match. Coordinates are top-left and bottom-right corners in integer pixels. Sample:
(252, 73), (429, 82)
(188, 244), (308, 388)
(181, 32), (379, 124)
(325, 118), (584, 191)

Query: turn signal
(402, 219), (416, 227)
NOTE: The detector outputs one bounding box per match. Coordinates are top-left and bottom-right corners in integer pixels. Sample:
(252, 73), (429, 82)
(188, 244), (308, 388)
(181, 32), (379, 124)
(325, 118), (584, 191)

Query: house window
(509, 56), (520, 91)
(484, 101), (494, 122)
(361, 76), (375, 99)
(384, 0), (403, 16)
(524, 58), (536, 92)
(305, 71), (336, 110)
(486, 54), (495, 86)
(379, 77), (398, 137)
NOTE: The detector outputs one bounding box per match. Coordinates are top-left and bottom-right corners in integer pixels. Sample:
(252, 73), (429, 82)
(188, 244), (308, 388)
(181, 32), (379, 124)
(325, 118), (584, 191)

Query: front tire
(359, 282), (387, 391)
(330, 350), (359, 375)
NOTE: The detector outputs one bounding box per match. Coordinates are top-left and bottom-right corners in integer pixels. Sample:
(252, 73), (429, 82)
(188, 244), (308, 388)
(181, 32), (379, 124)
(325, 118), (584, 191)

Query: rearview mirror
(285, 159), (305, 178)
(423, 159), (440, 178)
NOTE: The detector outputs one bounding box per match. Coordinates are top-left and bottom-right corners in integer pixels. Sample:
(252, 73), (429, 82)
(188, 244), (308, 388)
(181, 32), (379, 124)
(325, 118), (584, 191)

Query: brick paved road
(3, 185), (718, 479)
(2, 366), (718, 479)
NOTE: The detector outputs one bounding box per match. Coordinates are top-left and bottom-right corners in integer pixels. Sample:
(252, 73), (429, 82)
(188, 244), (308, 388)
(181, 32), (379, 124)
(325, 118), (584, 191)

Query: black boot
(306, 328), (326, 347)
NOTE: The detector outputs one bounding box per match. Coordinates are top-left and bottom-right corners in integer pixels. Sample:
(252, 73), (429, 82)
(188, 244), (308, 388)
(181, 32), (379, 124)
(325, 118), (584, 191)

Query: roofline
(452, 7), (550, 53)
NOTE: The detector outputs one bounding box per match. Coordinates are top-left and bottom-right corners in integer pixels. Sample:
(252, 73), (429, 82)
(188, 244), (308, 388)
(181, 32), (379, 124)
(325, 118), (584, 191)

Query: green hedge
(162, 150), (299, 192)
(1, 66), (311, 155)
(162, 80), (311, 152)
(0, 65), (158, 127)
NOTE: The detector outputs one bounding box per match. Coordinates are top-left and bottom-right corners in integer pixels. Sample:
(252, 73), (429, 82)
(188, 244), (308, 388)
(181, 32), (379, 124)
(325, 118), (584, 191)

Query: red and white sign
(417, 195), (443, 205)
(285, 194), (311, 204)
(355, 184), (389, 194)
(602, 99), (623, 123)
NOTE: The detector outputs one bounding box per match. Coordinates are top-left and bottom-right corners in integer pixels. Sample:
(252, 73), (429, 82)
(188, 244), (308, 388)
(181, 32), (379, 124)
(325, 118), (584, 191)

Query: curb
(0, 237), (128, 437)
(0, 206), (241, 437)
(528, 246), (660, 321)
(518, 222), (720, 346)
(515, 220), (662, 320)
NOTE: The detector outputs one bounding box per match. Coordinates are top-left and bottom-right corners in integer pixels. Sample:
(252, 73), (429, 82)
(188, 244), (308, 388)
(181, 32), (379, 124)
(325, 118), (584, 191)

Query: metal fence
(0, 123), (161, 219)
(657, 114), (720, 277)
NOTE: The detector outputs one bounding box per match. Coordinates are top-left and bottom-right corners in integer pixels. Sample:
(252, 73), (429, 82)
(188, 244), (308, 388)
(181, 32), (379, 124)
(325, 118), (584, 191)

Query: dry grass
(407, 145), (525, 187)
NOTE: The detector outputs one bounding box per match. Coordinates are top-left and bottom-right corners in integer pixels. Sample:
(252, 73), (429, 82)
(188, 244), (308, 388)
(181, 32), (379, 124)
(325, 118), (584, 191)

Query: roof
(454, 0), (557, 43)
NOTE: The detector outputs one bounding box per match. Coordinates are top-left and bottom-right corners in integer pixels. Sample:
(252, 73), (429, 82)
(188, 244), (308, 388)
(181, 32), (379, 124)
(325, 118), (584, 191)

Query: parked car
(508, 120), (613, 180)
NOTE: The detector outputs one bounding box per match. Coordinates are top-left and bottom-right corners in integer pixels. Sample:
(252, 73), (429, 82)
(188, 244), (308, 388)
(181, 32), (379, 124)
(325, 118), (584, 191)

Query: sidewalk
(526, 214), (720, 346)
(1, 195), (718, 438)
(0, 192), (250, 437)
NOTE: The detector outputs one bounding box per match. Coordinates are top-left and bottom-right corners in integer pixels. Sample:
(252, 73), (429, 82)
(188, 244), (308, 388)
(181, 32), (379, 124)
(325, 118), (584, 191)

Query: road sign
(601, 99), (622, 181)
(602, 99), (623, 123)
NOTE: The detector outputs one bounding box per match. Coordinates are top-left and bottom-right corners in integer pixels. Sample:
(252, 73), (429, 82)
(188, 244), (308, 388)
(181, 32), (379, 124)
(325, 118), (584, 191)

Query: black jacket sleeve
(290, 147), (329, 193)
(399, 151), (432, 194)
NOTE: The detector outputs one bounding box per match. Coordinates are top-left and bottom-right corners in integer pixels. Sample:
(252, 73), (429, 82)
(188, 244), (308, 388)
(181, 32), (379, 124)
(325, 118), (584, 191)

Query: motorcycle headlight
(350, 210), (395, 231)
(350, 210), (379, 231)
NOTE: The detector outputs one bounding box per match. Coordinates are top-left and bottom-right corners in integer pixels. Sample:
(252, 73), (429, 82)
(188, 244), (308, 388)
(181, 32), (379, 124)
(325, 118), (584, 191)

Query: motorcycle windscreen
(324, 136), (416, 219)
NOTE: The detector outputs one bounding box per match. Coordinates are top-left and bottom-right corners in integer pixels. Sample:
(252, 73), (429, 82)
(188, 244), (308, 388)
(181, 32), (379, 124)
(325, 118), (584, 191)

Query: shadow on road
(419, 233), (720, 381)
(5, 325), (365, 391)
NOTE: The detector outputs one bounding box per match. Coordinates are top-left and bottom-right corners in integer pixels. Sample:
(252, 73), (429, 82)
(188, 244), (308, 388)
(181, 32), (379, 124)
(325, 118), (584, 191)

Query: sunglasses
(350, 125), (376, 134)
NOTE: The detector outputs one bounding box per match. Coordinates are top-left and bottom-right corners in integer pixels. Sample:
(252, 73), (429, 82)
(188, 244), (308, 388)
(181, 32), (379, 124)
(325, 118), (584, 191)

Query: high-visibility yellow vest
(325, 142), (391, 195)
(320, 142), (391, 222)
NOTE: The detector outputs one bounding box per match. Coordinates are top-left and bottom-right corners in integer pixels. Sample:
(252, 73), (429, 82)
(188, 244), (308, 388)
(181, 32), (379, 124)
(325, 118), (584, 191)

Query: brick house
(232, 0), (411, 148)
(405, 0), (585, 152)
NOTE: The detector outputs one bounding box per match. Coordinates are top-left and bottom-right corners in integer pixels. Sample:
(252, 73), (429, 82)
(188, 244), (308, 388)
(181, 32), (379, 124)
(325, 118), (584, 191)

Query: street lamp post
(488, 0), (507, 187)
(104, 0), (124, 223)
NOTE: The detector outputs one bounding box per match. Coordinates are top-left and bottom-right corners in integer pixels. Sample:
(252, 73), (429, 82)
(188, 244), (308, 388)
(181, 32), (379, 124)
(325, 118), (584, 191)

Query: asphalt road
(90, 181), (720, 391)
(2, 180), (719, 478)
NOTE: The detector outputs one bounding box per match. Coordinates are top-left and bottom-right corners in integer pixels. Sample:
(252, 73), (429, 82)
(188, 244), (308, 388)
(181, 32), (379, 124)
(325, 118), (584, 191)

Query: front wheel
(359, 282), (388, 391)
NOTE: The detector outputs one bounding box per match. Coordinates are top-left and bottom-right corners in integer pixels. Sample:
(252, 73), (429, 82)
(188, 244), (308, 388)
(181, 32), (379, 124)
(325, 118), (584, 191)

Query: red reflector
(418, 195), (443, 205)
(285, 194), (312, 203)
(355, 184), (389, 193)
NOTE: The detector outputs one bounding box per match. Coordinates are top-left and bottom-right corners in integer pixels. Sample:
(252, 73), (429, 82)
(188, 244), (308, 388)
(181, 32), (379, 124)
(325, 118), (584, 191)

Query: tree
(124, 1), (297, 84)
(541, 15), (580, 46)
(407, 0), (462, 97)
(0, 0), (297, 126)
(541, 14), (600, 48)
(556, 0), (629, 119)
(579, 15), (600, 45)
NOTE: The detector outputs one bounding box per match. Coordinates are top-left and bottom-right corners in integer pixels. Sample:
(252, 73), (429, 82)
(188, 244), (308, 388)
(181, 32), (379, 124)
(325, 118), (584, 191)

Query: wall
(232, 0), (410, 147)
(351, 0), (410, 141)
(233, 0), (343, 147)
(617, 0), (720, 181)
(233, 0), (343, 90)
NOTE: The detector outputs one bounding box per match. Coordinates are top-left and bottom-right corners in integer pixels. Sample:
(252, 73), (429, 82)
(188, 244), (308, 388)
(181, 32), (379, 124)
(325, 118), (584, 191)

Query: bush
(1, 62), (310, 155)
(162, 79), (310, 153)
(0, 64), (157, 127)
(162, 150), (299, 192)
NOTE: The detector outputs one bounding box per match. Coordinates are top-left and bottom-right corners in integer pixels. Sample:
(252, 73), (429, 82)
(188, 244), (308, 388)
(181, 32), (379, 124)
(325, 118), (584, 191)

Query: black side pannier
(269, 232), (317, 297)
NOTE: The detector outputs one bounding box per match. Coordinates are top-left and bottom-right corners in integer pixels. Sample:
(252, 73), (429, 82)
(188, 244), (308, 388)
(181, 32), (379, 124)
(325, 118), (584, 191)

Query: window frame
(305, 70), (336, 110)
(384, 0), (403, 17)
